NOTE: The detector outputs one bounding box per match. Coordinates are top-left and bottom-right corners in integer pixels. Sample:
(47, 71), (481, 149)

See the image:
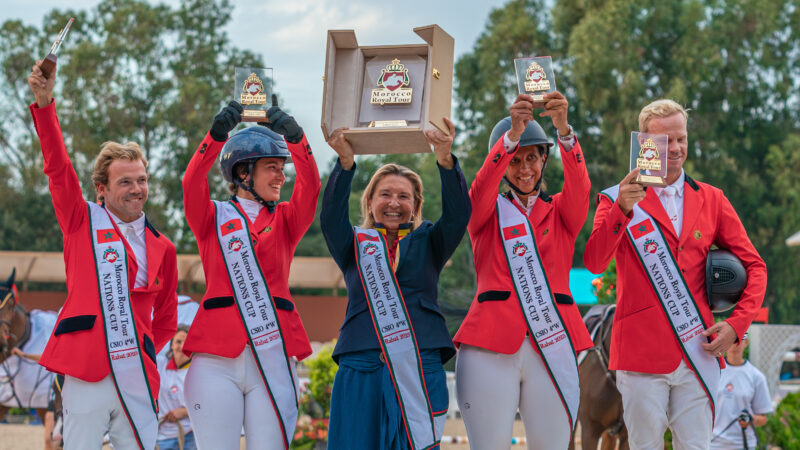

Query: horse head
(0, 268), (19, 359)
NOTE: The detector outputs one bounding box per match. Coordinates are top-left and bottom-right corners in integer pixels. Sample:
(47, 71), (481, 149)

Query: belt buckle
(379, 353), (386, 364)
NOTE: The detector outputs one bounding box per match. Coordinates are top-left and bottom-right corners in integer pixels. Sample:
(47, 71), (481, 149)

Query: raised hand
(209, 101), (243, 142)
(326, 127), (354, 170)
(617, 169), (646, 215)
(424, 117), (455, 169)
(28, 61), (56, 108)
(539, 91), (570, 136)
(263, 94), (303, 144)
(508, 94), (535, 142)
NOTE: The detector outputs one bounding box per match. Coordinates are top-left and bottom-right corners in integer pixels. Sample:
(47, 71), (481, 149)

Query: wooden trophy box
(321, 25), (454, 155)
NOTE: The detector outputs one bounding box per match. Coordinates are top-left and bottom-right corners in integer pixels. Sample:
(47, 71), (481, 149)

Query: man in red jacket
(584, 99), (767, 449)
(28, 61), (177, 450)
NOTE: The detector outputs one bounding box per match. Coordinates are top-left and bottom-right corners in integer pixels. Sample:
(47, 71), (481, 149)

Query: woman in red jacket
(181, 100), (320, 450)
(453, 93), (592, 449)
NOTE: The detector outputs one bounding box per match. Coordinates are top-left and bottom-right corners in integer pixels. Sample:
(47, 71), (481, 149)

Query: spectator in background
(710, 332), (772, 450)
(157, 325), (195, 450)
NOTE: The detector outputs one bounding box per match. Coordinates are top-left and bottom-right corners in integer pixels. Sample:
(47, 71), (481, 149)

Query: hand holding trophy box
(321, 25), (455, 155)
(235, 67), (273, 122)
(40, 17), (75, 78)
(630, 132), (669, 187)
(514, 56), (556, 104)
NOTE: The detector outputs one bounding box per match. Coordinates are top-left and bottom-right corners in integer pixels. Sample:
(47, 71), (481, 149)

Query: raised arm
(583, 170), (644, 273)
(425, 118), (471, 265)
(28, 61), (86, 235)
(253, 98), (321, 244)
(557, 138), (590, 235)
(320, 128), (356, 269)
(282, 134), (320, 244)
(182, 102), (242, 239)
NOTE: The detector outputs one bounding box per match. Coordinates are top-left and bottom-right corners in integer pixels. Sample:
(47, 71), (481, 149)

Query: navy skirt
(327, 349), (448, 450)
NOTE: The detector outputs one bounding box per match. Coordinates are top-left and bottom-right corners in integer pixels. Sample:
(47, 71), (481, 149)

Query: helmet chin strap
(234, 161), (277, 213)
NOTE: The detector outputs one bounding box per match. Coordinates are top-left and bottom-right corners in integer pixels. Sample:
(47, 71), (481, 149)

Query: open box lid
(321, 25), (454, 155)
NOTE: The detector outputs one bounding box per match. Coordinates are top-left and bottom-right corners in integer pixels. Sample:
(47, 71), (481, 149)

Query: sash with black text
(214, 200), (298, 449)
(602, 185), (720, 418)
(496, 194), (579, 435)
(88, 201), (157, 450)
(353, 227), (439, 450)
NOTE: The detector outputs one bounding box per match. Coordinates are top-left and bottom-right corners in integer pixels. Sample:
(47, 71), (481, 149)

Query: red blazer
(583, 176), (767, 373)
(454, 135), (593, 354)
(182, 131), (320, 361)
(31, 101), (178, 402)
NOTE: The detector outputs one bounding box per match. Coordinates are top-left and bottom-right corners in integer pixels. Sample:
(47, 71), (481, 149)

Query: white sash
(496, 194), (579, 433)
(353, 227), (439, 450)
(602, 185), (720, 418)
(213, 201), (298, 449)
(88, 202), (156, 450)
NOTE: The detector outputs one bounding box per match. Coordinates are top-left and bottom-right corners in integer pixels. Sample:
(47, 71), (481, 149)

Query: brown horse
(0, 269), (55, 450)
(571, 304), (628, 450)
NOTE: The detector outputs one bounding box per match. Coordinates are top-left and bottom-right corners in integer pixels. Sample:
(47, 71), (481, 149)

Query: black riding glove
(210, 101), (243, 142)
(260, 94), (303, 144)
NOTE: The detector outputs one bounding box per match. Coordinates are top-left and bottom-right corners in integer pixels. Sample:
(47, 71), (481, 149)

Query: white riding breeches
(184, 348), (296, 450)
(456, 337), (572, 450)
(617, 360), (713, 450)
(62, 374), (148, 450)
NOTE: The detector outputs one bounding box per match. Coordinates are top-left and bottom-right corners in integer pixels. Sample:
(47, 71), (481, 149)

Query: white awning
(787, 230), (800, 247)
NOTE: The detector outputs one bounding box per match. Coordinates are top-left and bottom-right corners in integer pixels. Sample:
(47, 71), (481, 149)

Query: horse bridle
(0, 288), (31, 352)
(586, 307), (616, 384)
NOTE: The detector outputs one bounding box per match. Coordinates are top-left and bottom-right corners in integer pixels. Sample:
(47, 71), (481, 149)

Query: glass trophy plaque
(514, 56), (556, 102)
(235, 67), (273, 122)
(630, 132), (669, 187)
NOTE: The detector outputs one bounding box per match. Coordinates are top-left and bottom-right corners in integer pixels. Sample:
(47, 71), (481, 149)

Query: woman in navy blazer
(321, 120), (470, 449)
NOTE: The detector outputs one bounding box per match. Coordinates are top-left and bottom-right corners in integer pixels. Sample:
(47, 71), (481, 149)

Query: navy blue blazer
(321, 157), (471, 363)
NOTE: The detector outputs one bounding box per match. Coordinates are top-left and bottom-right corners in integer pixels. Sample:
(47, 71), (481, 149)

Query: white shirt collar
(510, 190), (538, 213)
(236, 196), (264, 223)
(654, 169), (685, 198)
(106, 208), (146, 235)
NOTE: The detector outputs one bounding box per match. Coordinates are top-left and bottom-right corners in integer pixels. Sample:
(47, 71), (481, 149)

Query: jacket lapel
(528, 194), (553, 233)
(679, 176), (703, 245)
(253, 207), (275, 236)
(637, 188), (677, 241)
(144, 219), (166, 290)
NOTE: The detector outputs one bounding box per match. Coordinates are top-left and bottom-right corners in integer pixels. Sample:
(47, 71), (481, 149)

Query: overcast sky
(3, 0), (509, 167)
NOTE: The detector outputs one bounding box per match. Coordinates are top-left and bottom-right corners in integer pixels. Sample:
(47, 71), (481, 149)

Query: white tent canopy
(787, 230), (800, 247)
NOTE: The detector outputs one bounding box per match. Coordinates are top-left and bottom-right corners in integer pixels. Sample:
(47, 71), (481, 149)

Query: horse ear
(7, 268), (15, 287)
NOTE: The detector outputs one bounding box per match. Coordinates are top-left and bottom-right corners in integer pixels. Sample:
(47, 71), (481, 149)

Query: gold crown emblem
(385, 59), (406, 71)
(641, 138), (657, 149)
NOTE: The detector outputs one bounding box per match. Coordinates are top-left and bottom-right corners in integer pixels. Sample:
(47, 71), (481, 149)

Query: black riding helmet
(488, 117), (554, 195)
(219, 126), (291, 211)
(705, 249), (748, 313)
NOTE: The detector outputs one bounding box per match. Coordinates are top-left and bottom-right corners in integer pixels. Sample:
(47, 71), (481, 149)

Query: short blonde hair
(91, 142), (148, 197)
(360, 164), (424, 230)
(638, 99), (689, 132)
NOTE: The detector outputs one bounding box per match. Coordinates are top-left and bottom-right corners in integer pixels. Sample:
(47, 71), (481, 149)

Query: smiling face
(96, 159), (148, 222)
(505, 145), (547, 194)
(645, 113), (688, 184)
(246, 157), (286, 202)
(368, 174), (416, 232)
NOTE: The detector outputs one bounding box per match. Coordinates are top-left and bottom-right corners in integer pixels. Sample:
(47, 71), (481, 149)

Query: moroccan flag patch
(357, 232), (380, 242)
(96, 229), (120, 243)
(220, 219), (243, 236)
(502, 224), (527, 240)
(630, 219), (655, 240)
